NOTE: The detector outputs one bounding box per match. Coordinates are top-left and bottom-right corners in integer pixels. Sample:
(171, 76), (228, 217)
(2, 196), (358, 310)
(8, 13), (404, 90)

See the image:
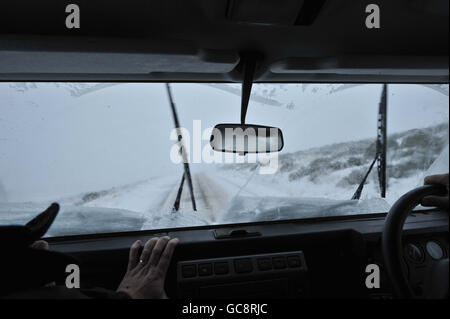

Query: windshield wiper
(352, 84), (387, 200)
(166, 83), (197, 212)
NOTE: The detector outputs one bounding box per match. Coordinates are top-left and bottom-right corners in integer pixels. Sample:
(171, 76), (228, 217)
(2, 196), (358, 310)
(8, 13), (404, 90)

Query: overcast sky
(0, 83), (448, 202)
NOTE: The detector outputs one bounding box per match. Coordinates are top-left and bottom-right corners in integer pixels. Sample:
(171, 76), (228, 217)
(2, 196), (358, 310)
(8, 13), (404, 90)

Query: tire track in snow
(141, 170), (259, 229)
(192, 172), (233, 222)
(146, 171), (241, 224)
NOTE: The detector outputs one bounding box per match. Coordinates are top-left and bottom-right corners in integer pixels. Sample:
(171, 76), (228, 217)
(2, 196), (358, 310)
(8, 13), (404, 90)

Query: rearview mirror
(210, 124), (284, 154)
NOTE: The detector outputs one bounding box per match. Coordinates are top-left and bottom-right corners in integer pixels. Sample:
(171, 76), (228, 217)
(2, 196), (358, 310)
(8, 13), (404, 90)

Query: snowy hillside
(220, 122), (449, 203)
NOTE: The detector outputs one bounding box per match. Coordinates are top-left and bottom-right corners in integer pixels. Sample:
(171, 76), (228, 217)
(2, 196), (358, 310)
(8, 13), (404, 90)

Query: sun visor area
(270, 56), (449, 77)
(0, 36), (240, 75)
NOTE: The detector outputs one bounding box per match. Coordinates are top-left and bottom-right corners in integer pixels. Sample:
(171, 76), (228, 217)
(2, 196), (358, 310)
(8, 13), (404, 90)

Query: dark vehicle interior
(0, 0), (448, 299)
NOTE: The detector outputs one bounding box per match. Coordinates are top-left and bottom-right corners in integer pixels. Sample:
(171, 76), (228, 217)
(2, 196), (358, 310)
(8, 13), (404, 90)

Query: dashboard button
(287, 255), (302, 268)
(198, 263), (213, 276)
(234, 258), (253, 273)
(426, 241), (444, 260)
(257, 258), (272, 271)
(214, 262), (229, 275)
(181, 264), (197, 278)
(272, 257), (287, 269)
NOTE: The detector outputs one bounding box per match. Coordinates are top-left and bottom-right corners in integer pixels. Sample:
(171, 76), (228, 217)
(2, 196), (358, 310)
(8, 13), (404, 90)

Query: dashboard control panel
(177, 251), (308, 298)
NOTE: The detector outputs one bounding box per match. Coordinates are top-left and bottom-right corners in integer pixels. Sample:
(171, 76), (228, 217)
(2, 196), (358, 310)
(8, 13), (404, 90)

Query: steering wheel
(382, 184), (448, 298)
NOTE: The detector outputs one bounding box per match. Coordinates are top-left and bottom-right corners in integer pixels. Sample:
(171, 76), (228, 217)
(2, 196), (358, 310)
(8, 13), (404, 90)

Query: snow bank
(221, 196), (391, 223)
(0, 202), (144, 237)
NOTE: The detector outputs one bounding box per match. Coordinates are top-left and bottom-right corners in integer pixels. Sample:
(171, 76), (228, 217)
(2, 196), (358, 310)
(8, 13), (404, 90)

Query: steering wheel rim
(381, 184), (447, 299)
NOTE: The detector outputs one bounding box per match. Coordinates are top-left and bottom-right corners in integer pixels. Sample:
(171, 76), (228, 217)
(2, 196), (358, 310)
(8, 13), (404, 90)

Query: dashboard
(48, 210), (448, 299)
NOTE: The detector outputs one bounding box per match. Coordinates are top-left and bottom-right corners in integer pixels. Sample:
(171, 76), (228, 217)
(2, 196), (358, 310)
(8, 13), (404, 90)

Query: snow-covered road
(63, 168), (286, 231)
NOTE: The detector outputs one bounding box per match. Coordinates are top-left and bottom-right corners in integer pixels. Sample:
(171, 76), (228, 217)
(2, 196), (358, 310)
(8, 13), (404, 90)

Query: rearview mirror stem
(240, 56), (257, 124)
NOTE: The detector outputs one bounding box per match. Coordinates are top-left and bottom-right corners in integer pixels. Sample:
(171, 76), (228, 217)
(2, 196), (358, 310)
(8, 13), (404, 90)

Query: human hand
(117, 236), (179, 299)
(421, 173), (449, 211)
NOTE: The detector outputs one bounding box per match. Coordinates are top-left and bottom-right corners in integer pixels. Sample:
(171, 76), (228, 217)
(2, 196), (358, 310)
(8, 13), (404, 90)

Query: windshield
(0, 83), (448, 236)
